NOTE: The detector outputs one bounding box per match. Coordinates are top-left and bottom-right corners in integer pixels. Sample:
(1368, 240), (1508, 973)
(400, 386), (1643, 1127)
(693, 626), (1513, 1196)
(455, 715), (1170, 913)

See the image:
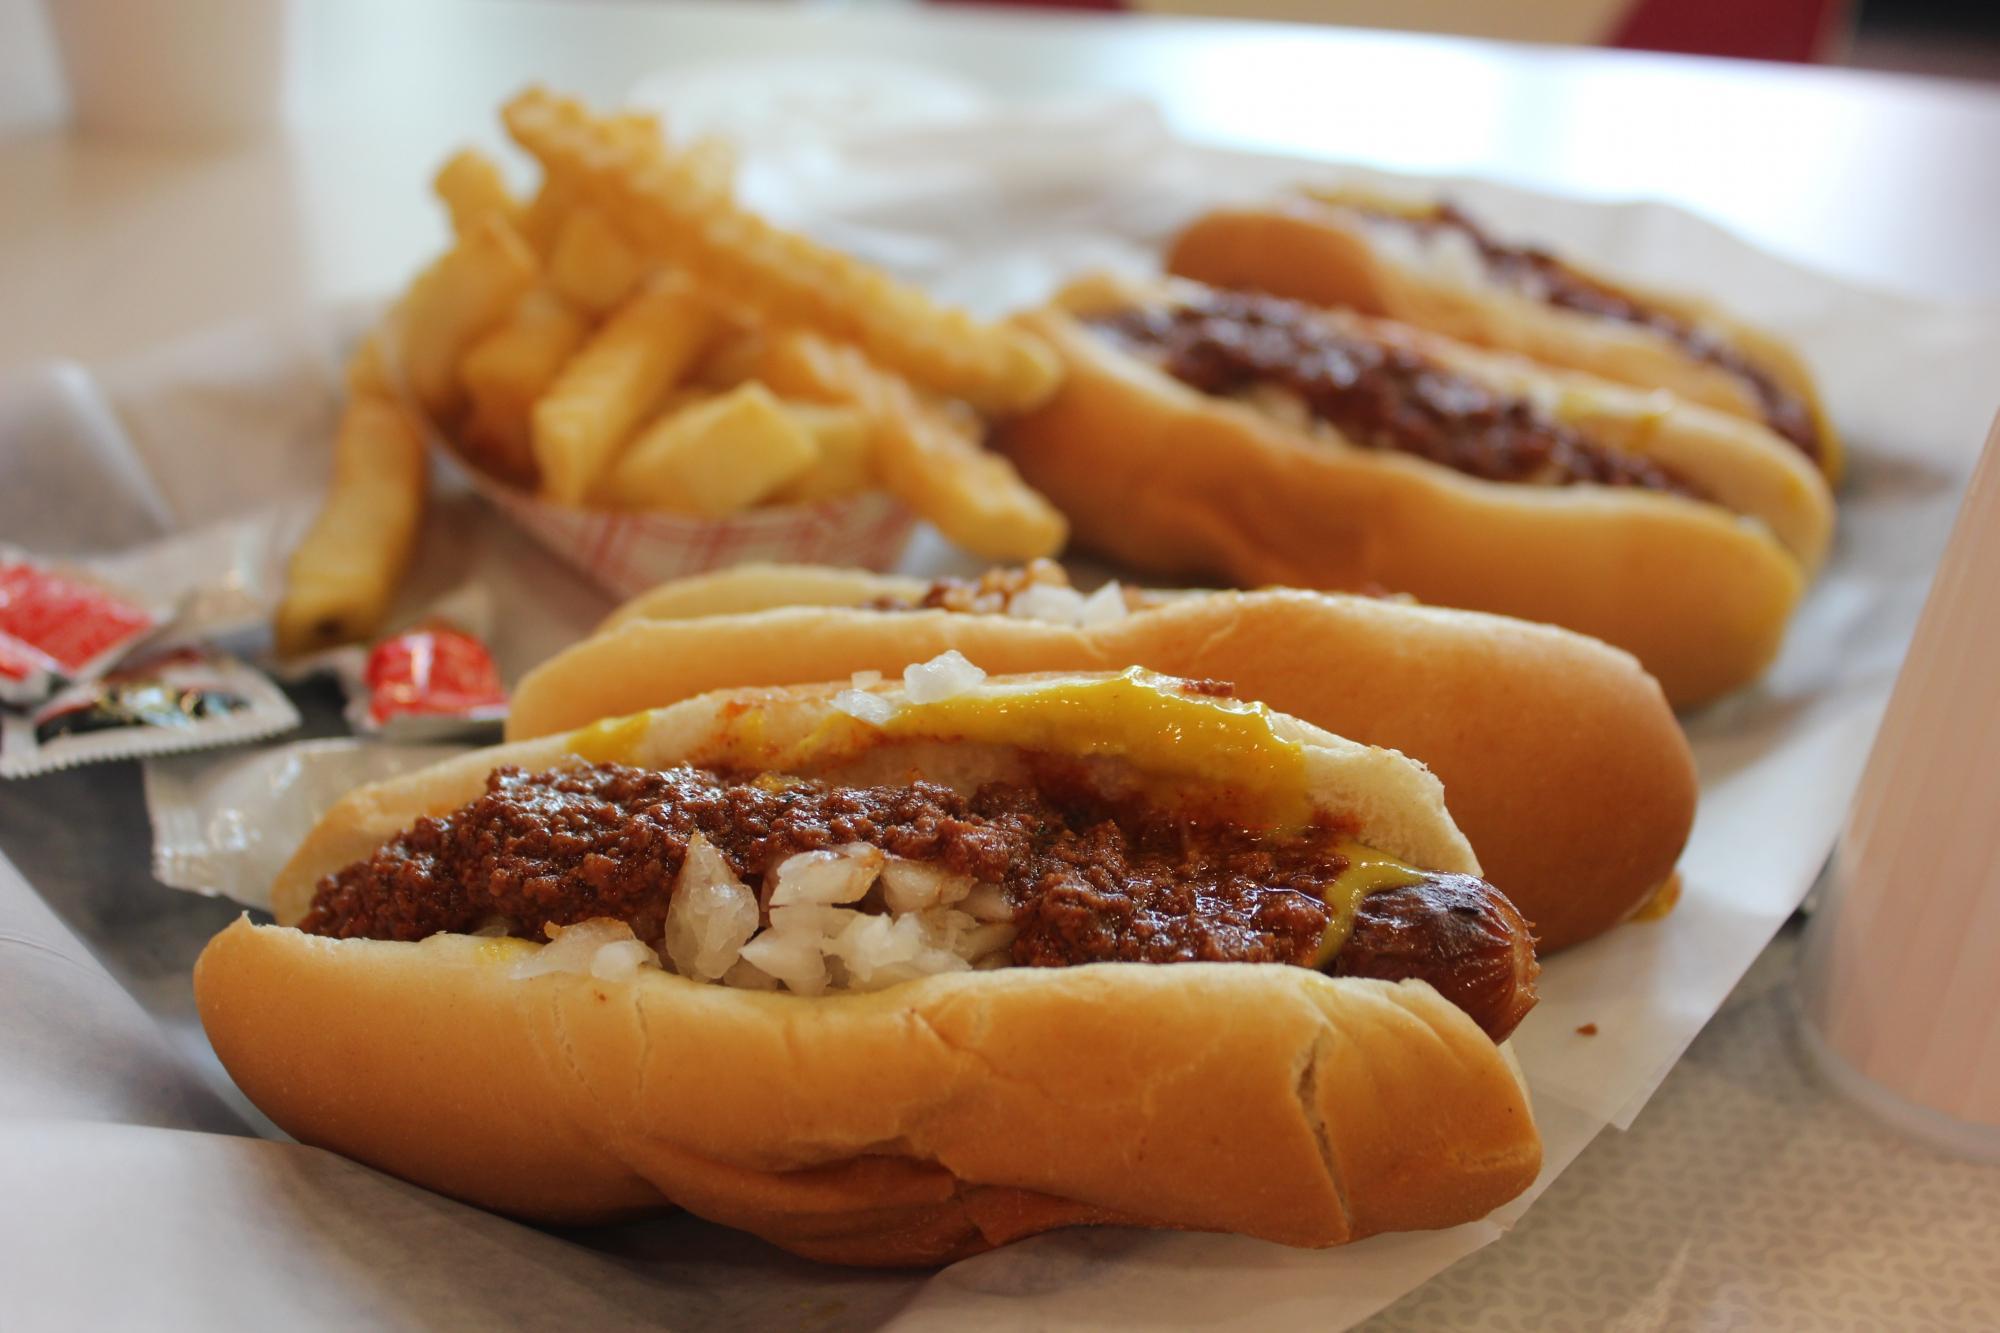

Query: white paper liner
(145, 738), (470, 909)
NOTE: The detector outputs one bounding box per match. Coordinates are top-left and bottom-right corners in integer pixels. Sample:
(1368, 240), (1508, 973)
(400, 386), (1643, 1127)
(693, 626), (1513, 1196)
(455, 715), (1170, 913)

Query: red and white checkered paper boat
(458, 461), (916, 602)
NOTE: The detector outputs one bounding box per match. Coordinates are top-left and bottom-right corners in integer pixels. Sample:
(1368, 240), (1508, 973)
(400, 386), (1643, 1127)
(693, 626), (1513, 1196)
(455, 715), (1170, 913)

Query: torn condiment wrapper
(87, 506), (305, 658)
(0, 646), (299, 779)
(144, 737), (471, 909)
(0, 548), (168, 706)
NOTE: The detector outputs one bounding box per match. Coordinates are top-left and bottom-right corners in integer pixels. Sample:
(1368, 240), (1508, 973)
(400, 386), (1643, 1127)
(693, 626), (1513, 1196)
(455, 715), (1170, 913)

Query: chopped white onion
(902, 649), (986, 703)
(720, 957), (782, 991)
(1367, 217), (1487, 291)
(956, 922), (1019, 963)
(915, 906), (978, 947)
(1077, 580), (1129, 627)
(768, 844), (885, 907)
(590, 938), (660, 982)
(512, 918), (653, 980)
(958, 881), (1014, 924)
(662, 833), (760, 982)
(832, 687), (896, 727)
(1240, 382), (1313, 430)
(827, 912), (925, 984)
(738, 929), (832, 996)
(1006, 582), (1089, 625)
(878, 857), (973, 915)
(849, 669), (883, 689)
(830, 912), (974, 991)
(767, 902), (865, 937)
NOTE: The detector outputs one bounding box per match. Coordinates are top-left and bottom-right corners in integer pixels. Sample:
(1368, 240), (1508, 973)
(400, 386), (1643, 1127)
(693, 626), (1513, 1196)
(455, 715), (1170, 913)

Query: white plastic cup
(47, 0), (290, 144)
(1799, 411), (2000, 1160)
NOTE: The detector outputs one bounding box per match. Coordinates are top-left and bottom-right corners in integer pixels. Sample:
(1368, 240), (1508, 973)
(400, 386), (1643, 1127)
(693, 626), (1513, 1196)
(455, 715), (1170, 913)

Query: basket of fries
(275, 88), (1069, 653)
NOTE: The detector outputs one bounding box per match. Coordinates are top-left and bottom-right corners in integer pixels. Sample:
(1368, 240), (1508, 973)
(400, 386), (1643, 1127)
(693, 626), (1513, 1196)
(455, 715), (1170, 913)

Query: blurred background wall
(3, 0), (1997, 137)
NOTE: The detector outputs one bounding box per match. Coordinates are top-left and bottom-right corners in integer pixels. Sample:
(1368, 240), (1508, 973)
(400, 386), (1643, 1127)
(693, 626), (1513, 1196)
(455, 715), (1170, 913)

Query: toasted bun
(992, 287), (1808, 708)
(1166, 196), (1844, 483)
(197, 675), (1537, 1263)
(513, 567), (1696, 951)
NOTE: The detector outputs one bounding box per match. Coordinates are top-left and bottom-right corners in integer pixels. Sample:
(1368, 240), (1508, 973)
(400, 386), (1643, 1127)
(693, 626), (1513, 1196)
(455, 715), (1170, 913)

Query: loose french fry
(531, 277), (718, 504)
(433, 148), (518, 235)
(547, 205), (646, 314)
(768, 401), (874, 503)
(457, 286), (589, 485)
(344, 332), (392, 399)
(599, 382), (817, 514)
(751, 329), (1066, 558)
(502, 88), (1060, 416)
(274, 391), (428, 657)
(392, 213), (538, 417)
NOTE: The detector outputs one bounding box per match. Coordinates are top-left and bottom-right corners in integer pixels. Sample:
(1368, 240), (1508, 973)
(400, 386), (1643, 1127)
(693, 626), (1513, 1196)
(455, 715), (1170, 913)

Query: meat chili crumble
(1087, 292), (1706, 499)
(1365, 202), (1820, 462)
(302, 762), (1539, 1040)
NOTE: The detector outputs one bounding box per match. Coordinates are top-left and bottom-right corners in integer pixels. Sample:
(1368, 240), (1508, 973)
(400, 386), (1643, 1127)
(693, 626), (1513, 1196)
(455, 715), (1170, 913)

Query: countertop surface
(4, 0), (2000, 372)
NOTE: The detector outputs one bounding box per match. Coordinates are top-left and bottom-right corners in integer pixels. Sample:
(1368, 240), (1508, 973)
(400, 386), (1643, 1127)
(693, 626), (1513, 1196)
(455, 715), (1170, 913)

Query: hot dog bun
(197, 674), (1539, 1264)
(511, 564), (1697, 952)
(992, 273), (1826, 707)
(1166, 190), (1843, 482)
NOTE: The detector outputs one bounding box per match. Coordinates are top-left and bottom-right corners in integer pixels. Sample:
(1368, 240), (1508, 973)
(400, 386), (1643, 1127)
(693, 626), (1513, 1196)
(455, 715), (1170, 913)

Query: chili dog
(992, 273), (1834, 707)
(196, 668), (1540, 1265)
(508, 561), (1697, 952)
(1166, 188), (1843, 481)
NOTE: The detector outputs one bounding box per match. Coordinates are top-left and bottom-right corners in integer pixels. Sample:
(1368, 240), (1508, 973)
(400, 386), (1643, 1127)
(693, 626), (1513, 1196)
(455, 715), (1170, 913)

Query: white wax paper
(3, 88), (1998, 1332)
(146, 739), (470, 909)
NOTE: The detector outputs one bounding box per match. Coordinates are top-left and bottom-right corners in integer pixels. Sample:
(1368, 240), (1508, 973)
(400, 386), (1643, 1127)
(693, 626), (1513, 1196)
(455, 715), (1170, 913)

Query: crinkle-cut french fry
(274, 391), (428, 657)
(519, 171), (580, 257)
(769, 401), (874, 503)
(433, 148), (519, 235)
(392, 213), (538, 418)
(690, 326), (766, 390)
(501, 88), (1060, 416)
(751, 329), (1066, 559)
(599, 382), (817, 515)
(531, 276), (718, 504)
(520, 113), (691, 256)
(609, 109), (667, 151)
(547, 205), (646, 315)
(458, 286), (589, 486)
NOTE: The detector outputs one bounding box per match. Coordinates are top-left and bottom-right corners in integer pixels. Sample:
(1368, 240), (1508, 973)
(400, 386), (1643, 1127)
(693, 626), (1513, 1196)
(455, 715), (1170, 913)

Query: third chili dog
(506, 561), (1698, 952)
(991, 273), (1832, 706)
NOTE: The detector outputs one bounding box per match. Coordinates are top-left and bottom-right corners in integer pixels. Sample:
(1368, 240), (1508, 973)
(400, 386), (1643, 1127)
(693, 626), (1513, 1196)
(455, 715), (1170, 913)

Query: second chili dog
(506, 561), (1698, 952)
(1166, 188), (1843, 481)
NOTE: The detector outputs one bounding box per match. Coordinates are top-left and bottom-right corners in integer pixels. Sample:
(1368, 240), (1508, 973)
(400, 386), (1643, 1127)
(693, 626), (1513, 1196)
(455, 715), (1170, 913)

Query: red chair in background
(932, 0), (1853, 65)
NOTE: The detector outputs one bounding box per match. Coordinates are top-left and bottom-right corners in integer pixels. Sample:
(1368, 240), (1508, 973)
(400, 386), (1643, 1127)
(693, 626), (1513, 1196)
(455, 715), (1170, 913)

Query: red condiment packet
(0, 551), (164, 705)
(364, 624), (508, 726)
